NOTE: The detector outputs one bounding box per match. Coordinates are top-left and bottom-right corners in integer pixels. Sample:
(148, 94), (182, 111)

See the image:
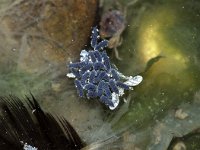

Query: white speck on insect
(66, 73), (76, 78)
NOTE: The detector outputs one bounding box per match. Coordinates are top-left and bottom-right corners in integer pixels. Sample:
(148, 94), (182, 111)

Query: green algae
(111, 0), (200, 130)
(99, 0), (200, 149)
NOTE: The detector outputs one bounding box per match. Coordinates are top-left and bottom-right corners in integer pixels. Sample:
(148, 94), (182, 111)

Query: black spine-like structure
(0, 95), (85, 150)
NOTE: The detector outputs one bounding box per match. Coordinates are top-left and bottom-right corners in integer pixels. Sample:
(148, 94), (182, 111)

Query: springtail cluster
(67, 27), (142, 110)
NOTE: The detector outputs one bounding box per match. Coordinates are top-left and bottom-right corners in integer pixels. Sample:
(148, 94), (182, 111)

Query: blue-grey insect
(93, 50), (103, 62)
(74, 80), (84, 97)
(88, 51), (96, 62)
(94, 62), (105, 70)
(84, 83), (97, 92)
(81, 71), (90, 85)
(100, 95), (114, 107)
(89, 70), (96, 83)
(109, 79), (119, 94)
(110, 69), (120, 80)
(95, 71), (106, 83)
(102, 51), (111, 71)
(116, 81), (129, 90)
(87, 90), (98, 98)
(91, 26), (99, 48)
(95, 40), (108, 50)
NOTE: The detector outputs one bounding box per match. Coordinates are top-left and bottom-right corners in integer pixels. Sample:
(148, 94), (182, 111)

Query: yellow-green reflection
(113, 3), (200, 130)
(138, 6), (188, 69)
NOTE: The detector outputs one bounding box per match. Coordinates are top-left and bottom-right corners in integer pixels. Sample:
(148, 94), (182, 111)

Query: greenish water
(110, 0), (200, 149)
(0, 0), (199, 149)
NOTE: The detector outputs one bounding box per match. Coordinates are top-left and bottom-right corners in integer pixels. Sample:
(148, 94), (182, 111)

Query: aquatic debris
(171, 142), (186, 150)
(67, 27), (142, 110)
(174, 109), (188, 120)
(99, 0), (138, 60)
